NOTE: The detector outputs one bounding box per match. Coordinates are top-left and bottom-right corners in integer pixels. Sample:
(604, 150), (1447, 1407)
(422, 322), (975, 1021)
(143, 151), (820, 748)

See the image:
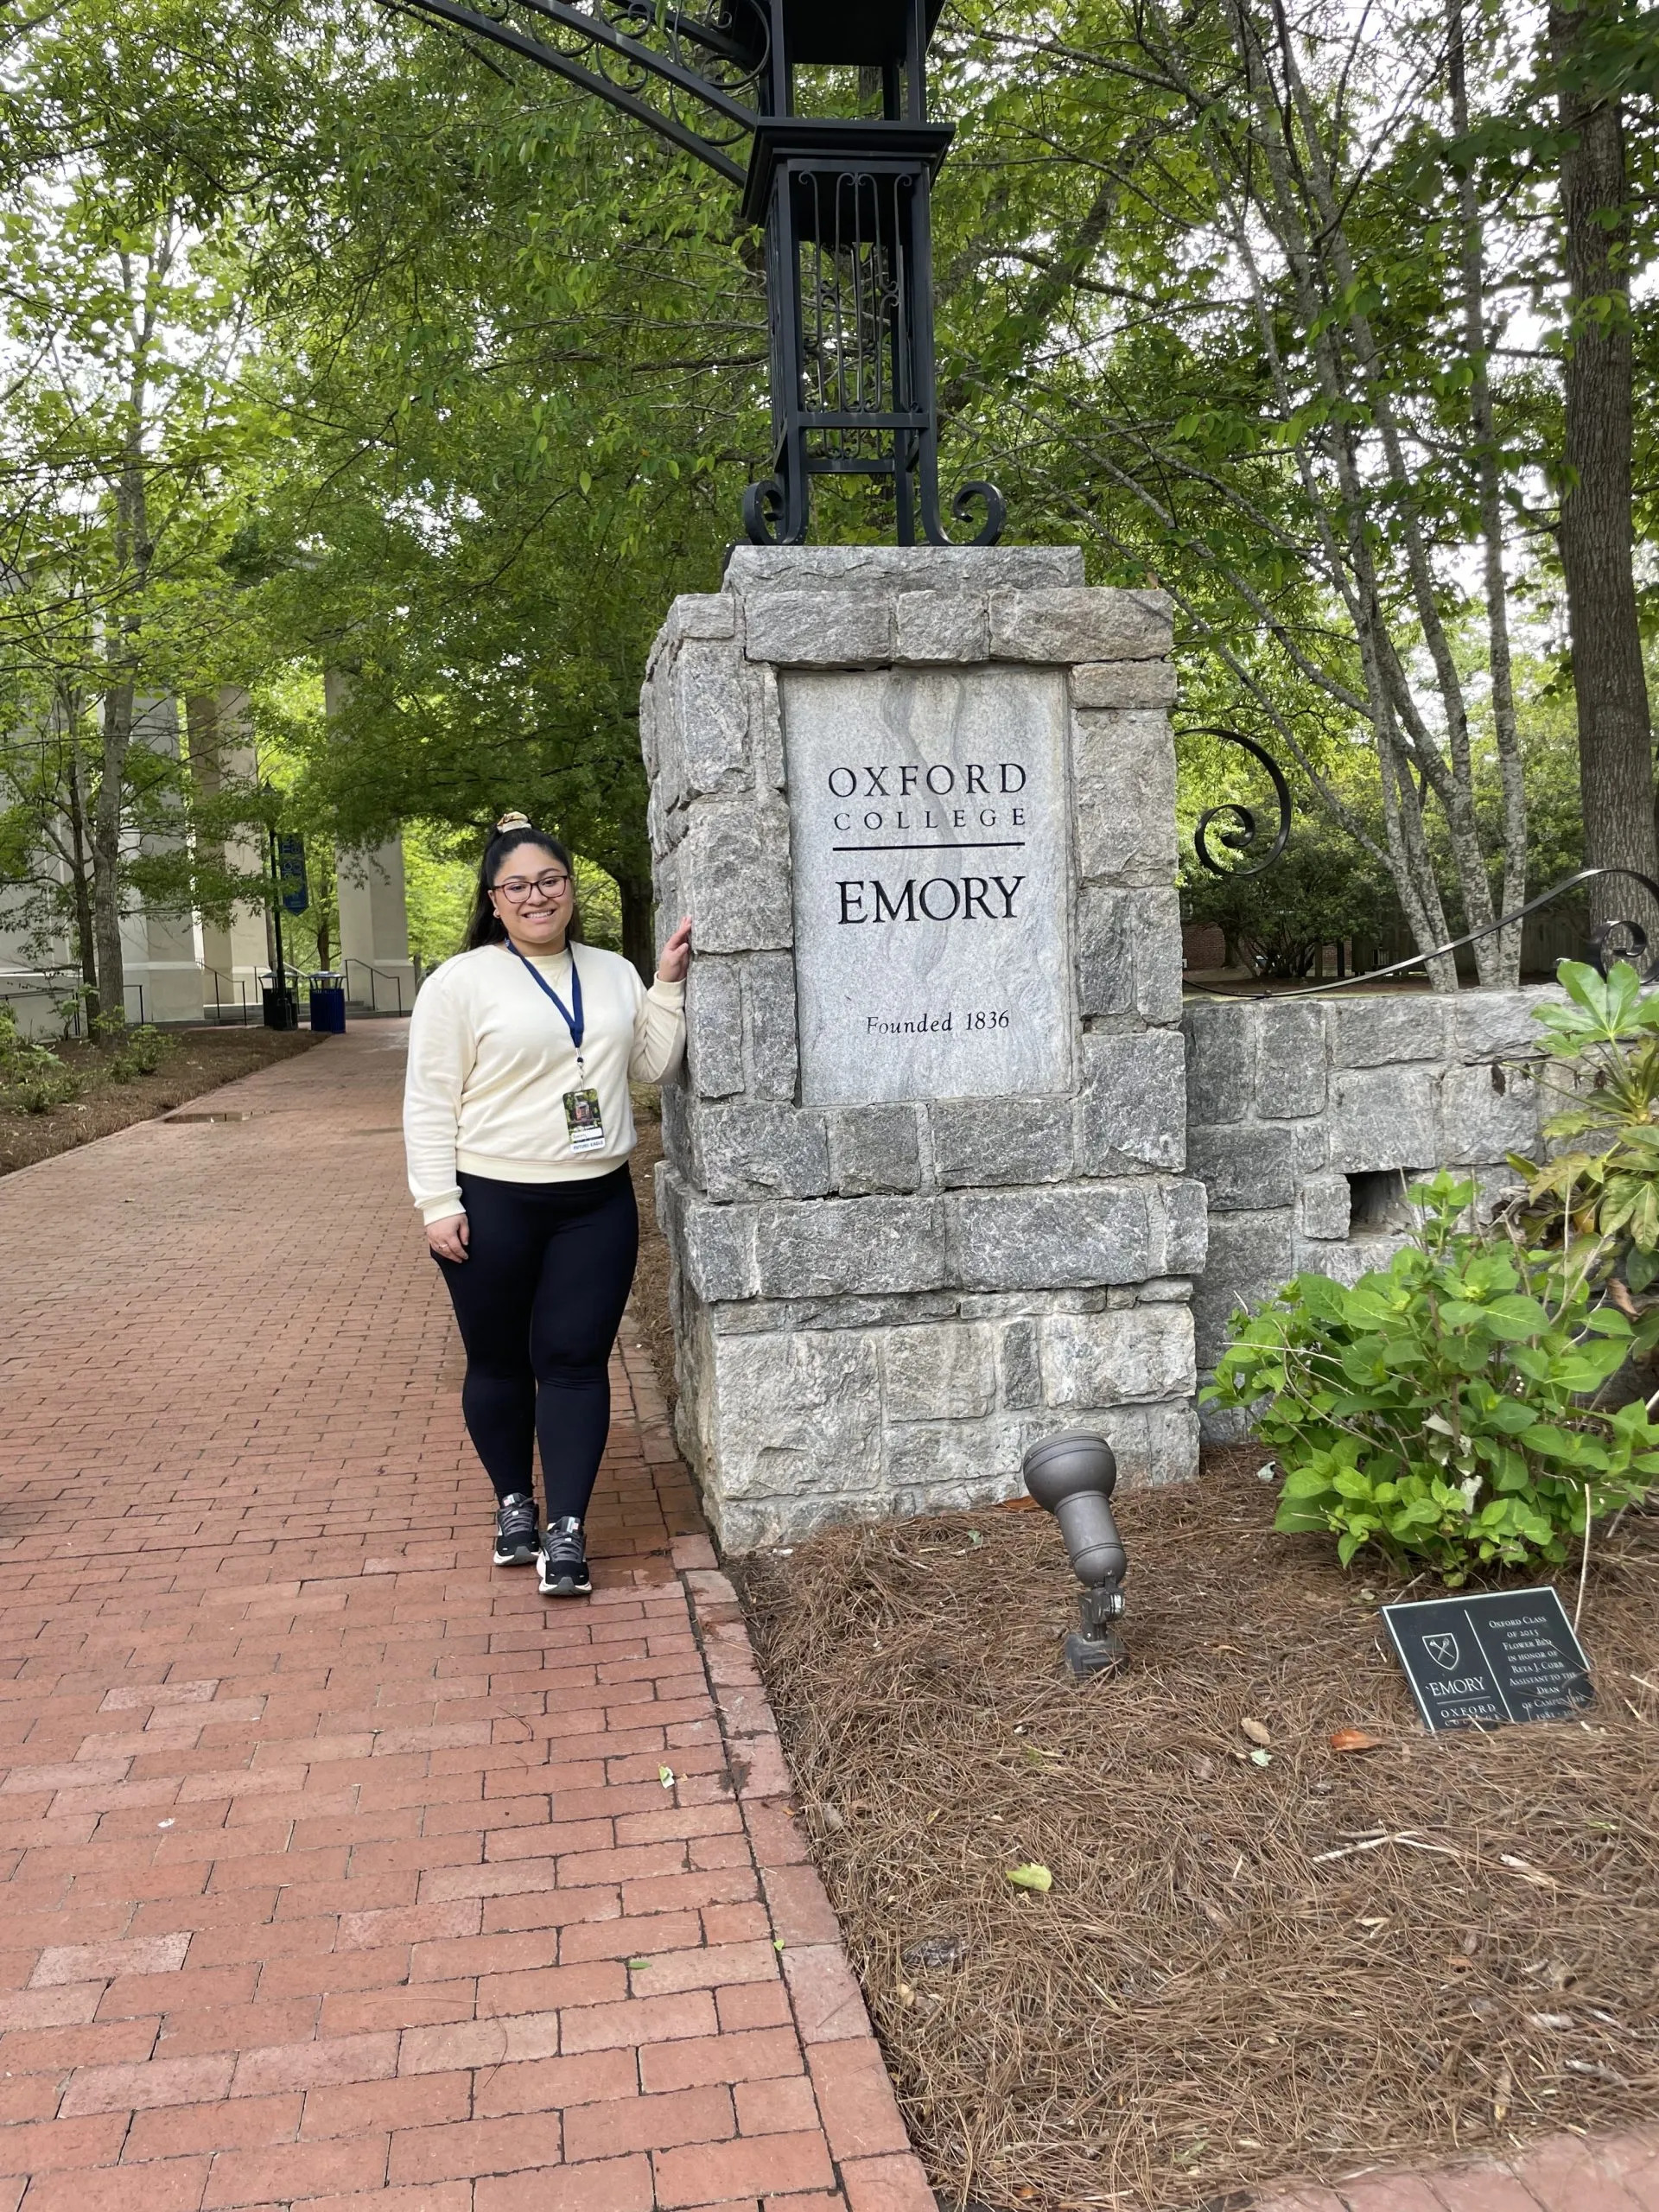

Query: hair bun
(495, 810), (533, 833)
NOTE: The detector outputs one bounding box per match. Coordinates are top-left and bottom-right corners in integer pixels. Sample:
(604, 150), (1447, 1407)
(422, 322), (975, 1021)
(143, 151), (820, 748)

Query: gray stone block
(1077, 1031), (1187, 1173)
(1298, 1170), (1351, 1241)
(752, 663), (786, 794)
(663, 591), (738, 642)
(988, 588), (1173, 664)
(830, 1105), (922, 1196)
(946, 1184), (1152, 1290)
(1294, 1119), (1330, 1172)
(1329, 1066), (1440, 1173)
(658, 1074), (693, 1179)
(1440, 1060), (1544, 1165)
(1183, 1001), (1256, 1124)
(725, 544), (1083, 594)
(1140, 1398), (1202, 1482)
(1333, 995), (1448, 1067)
(743, 593), (893, 666)
(884, 1414), (1023, 1504)
(685, 958), (744, 1100)
(662, 1176), (760, 1301)
(1257, 1001), (1327, 1118)
(1188, 1122), (1296, 1211)
(893, 592), (989, 664)
(999, 1319), (1041, 1408)
(1075, 888), (1134, 1017)
(707, 1330), (884, 1502)
(1073, 709), (1179, 882)
(1192, 1208), (1296, 1370)
(1039, 1306), (1195, 1408)
(743, 952), (799, 1101)
(1152, 1177), (1210, 1275)
(882, 1321), (997, 1420)
(1298, 1236), (1403, 1287)
(755, 1196), (948, 1298)
(676, 640), (750, 795)
(1070, 659), (1179, 709)
(930, 1094), (1074, 1188)
(682, 804), (792, 952)
(1134, 888), (1185, 1023)
(1452, 986), (1561, 1061)
(696, 1103), (830, 1201)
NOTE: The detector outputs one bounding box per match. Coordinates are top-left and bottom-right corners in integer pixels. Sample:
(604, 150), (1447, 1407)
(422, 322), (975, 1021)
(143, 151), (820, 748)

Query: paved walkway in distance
(0, 1027), (931, 2212)
(0, 1027), (1651, 2212)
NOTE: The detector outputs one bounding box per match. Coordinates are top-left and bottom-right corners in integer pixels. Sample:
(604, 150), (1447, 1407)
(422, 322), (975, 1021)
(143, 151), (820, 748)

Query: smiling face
(490, 842), (575, 956)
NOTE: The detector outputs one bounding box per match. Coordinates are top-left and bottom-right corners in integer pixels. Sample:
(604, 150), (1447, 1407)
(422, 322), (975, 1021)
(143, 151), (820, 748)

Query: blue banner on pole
(277, 834), (309, 916)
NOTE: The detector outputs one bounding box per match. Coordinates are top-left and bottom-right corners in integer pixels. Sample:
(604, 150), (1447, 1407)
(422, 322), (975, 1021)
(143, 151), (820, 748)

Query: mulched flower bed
(0, 1027), (326, 1177)
(739, 1456), (1659, 2211)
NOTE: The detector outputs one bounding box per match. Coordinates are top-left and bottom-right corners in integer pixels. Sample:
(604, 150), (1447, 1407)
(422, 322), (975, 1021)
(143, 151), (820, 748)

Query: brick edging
(672, 1534), (938, 2212)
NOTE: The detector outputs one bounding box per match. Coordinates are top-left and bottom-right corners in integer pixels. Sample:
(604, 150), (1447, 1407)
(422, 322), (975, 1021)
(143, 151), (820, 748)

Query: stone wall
(644, 543), (1209, 1551)
(1185, 986), (1560, 1433)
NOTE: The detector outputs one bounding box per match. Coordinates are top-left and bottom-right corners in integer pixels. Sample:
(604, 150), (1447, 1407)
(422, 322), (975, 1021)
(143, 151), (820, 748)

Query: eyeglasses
(493, 871), (572, 904)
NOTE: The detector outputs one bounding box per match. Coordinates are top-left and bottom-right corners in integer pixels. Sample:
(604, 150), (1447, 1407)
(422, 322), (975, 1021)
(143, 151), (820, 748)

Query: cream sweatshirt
(403, 941), (685, 1224)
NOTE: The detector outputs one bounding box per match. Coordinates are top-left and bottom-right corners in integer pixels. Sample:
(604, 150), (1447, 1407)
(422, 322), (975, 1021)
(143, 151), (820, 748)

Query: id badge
(563, 1088), (607, 1154)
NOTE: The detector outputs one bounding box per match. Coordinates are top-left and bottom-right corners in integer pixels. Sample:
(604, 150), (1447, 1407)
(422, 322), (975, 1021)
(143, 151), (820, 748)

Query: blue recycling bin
(308, 973), (346, 1033)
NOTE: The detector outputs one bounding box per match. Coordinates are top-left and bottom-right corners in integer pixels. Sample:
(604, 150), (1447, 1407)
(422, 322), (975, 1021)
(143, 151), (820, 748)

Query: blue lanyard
(511, 944), (584, 1056)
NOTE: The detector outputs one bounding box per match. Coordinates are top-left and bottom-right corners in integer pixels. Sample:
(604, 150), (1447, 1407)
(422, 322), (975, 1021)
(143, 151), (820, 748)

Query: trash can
(262, 984), (299, 1031)
(308, 973), (346, 1034)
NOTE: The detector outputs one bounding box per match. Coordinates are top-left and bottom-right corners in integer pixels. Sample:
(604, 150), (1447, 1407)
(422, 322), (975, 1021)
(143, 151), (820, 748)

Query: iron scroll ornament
(372, 0), (1006, 549)
(1185, 866), (1659, 1001)
(1187, 726), (1294, 879)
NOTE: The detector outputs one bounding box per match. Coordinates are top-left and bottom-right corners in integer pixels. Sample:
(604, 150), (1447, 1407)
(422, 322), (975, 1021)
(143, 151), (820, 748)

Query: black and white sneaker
(493, 1494), (539, 1566)
(538, 1516), (591, 1598)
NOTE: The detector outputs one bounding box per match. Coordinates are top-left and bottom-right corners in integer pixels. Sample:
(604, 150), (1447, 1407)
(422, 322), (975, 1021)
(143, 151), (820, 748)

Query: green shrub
(105, 1024), (174, 1083)
(1207, 1172), (1659, 1583)
(0, 1006), (81, 1113)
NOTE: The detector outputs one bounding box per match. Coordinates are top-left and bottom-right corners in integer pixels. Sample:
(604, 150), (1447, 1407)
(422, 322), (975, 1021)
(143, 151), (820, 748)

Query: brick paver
(0, 1028), (926, 2212)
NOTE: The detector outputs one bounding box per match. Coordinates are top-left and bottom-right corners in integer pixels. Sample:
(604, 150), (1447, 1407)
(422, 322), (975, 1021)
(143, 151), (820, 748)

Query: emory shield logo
(1424, 1631), (1459, 1672)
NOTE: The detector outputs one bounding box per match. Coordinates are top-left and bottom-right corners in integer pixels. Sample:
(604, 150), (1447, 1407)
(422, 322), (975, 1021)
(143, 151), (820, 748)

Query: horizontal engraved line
(829, 840), (1029, 854)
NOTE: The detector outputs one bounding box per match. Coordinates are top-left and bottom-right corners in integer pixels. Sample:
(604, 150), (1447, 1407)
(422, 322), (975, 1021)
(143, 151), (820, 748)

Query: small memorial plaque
(1382, 1588), (1594, 1734)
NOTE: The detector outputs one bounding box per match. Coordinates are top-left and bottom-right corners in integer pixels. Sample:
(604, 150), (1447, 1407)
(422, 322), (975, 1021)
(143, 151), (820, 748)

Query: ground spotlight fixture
(1022, 1432), (1128, 1681)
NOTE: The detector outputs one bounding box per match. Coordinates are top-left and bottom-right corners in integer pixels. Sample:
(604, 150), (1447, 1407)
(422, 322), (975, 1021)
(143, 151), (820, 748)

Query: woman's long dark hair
(465, 821), (583, 950)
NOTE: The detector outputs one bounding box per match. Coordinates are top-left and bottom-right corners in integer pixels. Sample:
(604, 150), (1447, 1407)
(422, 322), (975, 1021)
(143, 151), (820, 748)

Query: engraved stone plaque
(785, 665), (1071, 1106)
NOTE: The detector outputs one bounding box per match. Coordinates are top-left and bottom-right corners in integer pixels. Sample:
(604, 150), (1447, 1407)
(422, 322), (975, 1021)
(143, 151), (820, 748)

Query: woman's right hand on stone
(427, 1213), (469, 1262)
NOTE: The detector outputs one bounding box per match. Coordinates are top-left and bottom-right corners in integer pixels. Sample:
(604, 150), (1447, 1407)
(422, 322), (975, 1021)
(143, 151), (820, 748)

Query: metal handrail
(343, 957), (405, 1015)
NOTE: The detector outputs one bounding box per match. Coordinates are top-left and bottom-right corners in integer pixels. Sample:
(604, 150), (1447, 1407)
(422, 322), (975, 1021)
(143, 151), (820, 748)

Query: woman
(404, 812), (690, 1595)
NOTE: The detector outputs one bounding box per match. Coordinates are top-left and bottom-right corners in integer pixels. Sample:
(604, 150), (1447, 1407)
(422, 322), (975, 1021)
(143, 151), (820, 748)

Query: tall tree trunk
(65, 734), (99, 1017)
(1551, 0), (1657, 938)
(618, 874), (655, 982)
(92, 672), (132, 1026)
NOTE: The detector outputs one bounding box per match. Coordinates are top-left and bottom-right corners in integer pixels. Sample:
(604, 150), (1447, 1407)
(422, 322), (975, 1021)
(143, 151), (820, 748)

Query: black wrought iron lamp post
(374, 0), (1002, 548)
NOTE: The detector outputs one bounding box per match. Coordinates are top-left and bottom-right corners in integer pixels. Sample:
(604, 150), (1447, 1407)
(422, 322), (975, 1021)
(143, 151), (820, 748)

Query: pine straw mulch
(0, 1027), (325, 1178)
(739, 1456), (1659, 2212)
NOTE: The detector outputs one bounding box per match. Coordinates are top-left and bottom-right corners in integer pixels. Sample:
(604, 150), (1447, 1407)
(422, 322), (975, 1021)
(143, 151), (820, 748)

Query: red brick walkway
(2, 1031), (1652, 2212)
(0, 1028), (931, 2212)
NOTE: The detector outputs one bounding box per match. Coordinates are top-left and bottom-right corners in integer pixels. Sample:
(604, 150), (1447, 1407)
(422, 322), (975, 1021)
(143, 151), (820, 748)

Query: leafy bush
(1207, 1173), (1659, 1583)
(105, 1024), (175, 1083)
(0, 1005), (81, 1113)
(1503, 960), (1659, 1314)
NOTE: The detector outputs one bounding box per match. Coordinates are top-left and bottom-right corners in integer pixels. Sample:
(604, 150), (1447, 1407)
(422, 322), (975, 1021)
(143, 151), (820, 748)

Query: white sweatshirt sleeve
(404, 968), (474, 1223)
(630, 976), (686, 1084)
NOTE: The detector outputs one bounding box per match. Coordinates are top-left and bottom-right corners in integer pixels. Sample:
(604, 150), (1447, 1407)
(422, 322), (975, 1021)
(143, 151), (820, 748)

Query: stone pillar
(643, 544), (1207, 1551)
(192, 686), (270, 1020)
(118, 696), (210, 1025)
(326, 671), (417, 1013)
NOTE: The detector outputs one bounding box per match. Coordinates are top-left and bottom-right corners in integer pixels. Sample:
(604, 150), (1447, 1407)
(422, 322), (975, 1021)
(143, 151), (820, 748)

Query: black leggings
(435, 1166), (639, 1521)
